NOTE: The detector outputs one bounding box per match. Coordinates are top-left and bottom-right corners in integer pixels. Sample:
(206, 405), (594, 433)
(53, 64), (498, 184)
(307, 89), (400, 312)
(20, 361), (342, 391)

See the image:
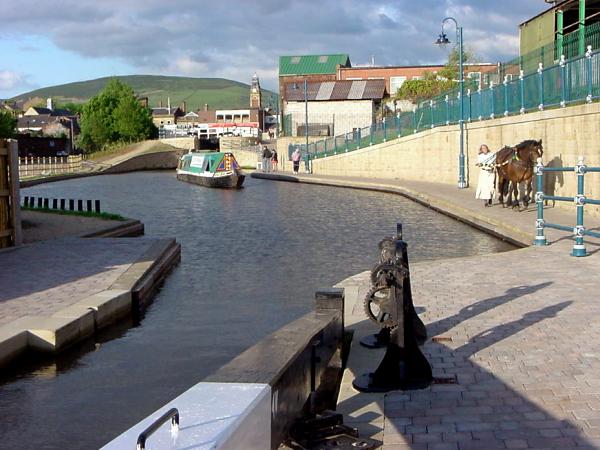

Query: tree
(394, 46), (476, 105)
(0, 110), (16, 138)
(78, 79), (157, 152)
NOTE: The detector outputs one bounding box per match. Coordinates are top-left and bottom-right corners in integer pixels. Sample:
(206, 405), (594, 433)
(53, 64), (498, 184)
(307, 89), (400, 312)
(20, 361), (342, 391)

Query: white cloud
(0, 70), (28, 91)
(0, 0), (549, 91)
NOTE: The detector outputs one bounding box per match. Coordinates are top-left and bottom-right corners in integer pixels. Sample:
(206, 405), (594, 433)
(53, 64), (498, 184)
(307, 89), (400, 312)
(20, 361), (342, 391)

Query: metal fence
(305, 45), (600, 162)
(534, 156), (600, 257)
(18, 155), (85, 178)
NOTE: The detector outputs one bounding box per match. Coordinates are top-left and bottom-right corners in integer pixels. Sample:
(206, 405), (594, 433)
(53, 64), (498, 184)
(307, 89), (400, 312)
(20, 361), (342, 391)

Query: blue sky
(0, 0), (547, 98)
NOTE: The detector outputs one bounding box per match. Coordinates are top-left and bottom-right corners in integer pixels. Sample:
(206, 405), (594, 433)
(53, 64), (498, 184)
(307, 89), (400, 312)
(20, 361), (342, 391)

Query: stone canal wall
(103, 149), (186, 173)
(307, 102), (600, 217)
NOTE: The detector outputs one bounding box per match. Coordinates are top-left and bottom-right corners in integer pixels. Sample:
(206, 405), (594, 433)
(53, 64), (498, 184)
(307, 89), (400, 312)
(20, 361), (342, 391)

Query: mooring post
(77, 199), (83, 211)
(573, 156), (587, 257)
(353, 226), (432, 393)
(95, 200), (101, 213)
(382, 117), (387, 142)
(37, 197), (42, 208)
(52, 198), (58, 210)
(87, 200), (92, 212)
(396, 112), (401, 137)
(60, 198), (66, 210)
(534, 158), (547, 246)
(69, 199), (74, 211)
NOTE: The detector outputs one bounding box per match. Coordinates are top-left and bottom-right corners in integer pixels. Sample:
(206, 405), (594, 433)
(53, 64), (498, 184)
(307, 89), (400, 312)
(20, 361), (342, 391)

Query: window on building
(290, 56), (301, 64)
(468, 72), (481, 82)
(412, 76), (422, 80)
(390, 76), (407, 94)
(318, 55), (328, 63)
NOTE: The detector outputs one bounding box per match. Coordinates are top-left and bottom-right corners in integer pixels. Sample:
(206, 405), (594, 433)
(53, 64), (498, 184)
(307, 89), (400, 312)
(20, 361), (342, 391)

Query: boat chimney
(204, 103), (209, 111)
(159, 100), (163, 107)
(46, 97), (53, 110)
(168, 97), (171, 112)
(181, 101), (186, 113)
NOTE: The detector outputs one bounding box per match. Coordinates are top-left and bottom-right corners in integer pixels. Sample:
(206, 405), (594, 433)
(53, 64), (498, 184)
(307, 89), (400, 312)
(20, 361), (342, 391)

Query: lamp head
(435, 32), (451, 46)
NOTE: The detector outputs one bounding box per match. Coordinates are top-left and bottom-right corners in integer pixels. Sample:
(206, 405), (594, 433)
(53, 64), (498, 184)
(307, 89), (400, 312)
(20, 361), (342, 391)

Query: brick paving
(253, 172), (600, 449)
(0, 237), (156, 326)
(336, 241), (600, 449)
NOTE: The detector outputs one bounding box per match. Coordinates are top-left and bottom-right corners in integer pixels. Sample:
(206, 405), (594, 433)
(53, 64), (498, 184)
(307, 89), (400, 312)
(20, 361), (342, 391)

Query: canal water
(2, 172), (513, 449)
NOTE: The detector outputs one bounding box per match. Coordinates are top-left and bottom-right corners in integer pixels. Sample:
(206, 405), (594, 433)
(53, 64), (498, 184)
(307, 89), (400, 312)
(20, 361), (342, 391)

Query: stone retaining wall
(309, 102), (600, 216)
(104, 150), (186, 173)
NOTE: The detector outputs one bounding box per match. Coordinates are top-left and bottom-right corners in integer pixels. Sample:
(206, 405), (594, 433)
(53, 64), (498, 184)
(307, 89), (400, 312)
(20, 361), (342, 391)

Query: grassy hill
(12, 75), (278, 111)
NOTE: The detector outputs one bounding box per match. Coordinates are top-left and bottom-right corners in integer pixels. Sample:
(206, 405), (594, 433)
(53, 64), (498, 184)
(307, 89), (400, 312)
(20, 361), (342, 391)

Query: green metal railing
(306, 44), (600, 161)
(534, 156), (600, 257)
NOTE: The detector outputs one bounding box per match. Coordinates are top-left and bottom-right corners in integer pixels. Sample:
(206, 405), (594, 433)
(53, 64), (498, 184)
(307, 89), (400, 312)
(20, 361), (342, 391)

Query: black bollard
(69, 199), (74, 211)
(23, 196), (29, 207)
(52, 198), (58, 210)
(37, 197), (43, 208)
(95, 200), (101, 213)
(43, 198), (49, 209)
(353, 234), (432, 393)
(87, 200), (92, 212)
(77, 199), (83, 211)
(60, 199), (66, 210)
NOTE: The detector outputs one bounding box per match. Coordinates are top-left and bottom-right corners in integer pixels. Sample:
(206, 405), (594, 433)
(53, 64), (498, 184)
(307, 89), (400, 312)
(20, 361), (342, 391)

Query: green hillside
(12, 75), (278, 111)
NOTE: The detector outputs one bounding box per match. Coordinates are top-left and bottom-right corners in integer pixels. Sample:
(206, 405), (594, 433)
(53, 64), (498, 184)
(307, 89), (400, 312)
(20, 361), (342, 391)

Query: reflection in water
(0, 172), (514, 449)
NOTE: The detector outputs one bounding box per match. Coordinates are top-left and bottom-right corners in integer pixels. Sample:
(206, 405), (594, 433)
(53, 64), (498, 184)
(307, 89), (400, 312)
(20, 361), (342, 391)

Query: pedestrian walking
(291, 148), (301, 174)
(262, 145), (272, 172)
(476, 144), (495, 207)
(271, 149), (278, 172)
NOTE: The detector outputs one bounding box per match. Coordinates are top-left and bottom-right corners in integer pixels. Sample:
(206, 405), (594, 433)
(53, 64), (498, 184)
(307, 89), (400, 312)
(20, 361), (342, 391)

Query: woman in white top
(476, 144), (495, 207)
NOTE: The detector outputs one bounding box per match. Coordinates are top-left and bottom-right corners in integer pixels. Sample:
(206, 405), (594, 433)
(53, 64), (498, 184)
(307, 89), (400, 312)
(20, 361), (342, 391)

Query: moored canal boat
(177, 151), (245, 189)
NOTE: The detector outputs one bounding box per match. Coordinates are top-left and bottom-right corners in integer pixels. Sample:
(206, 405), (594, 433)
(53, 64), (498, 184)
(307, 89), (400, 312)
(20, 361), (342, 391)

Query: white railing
(18, 155), (85, 178)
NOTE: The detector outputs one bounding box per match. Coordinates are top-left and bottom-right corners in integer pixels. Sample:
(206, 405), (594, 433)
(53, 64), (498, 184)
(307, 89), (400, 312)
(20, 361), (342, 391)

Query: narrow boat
(176, 151), (245, 189)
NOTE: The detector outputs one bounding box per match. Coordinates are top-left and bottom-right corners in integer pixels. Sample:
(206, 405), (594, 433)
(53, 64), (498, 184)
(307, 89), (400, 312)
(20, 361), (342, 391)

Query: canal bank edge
(0, 235), (181, 369)
(251, 172), (530, 248)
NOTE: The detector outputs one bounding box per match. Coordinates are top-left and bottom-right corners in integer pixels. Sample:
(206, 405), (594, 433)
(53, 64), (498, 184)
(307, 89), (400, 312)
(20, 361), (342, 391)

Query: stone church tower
(250, 73), (261, 109)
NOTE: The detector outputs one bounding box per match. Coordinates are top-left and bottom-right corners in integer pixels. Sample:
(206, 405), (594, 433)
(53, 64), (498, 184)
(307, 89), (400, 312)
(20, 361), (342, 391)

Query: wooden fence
(0, 140), (22, 249)
(18, 155), (85, 178)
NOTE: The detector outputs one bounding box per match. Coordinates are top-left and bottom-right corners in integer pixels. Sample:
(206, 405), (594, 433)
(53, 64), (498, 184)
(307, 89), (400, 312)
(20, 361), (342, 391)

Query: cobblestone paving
(337, 241), (600, 449)
(0, 237), (154, 326)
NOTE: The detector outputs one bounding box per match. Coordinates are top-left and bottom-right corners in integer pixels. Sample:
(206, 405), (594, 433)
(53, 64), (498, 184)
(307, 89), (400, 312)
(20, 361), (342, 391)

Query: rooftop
(279, 54), (351, 76)
(284, 79), (386, 101)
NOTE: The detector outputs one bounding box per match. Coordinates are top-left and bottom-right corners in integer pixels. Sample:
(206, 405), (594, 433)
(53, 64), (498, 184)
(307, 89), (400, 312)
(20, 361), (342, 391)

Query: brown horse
(496, 139), (543, 210)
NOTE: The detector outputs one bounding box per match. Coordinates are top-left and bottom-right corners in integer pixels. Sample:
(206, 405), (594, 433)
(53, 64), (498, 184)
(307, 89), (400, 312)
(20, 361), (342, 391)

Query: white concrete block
(102, 382), (271, 450)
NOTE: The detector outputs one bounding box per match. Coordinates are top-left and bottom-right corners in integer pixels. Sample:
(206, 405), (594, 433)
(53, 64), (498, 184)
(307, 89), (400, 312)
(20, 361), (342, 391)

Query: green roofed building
(279, 54), (351, 76)
(278, 54), (352, 107)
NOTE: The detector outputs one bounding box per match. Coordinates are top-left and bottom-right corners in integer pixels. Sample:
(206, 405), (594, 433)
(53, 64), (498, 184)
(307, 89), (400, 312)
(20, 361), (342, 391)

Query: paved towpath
(252, 171), (600, 249)
(336, 240), (600, 449)
(0, 237), (160, 327)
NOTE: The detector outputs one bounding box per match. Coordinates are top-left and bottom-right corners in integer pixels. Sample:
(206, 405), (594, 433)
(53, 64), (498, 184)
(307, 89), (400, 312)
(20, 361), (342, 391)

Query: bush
(78, 79), (157, 152)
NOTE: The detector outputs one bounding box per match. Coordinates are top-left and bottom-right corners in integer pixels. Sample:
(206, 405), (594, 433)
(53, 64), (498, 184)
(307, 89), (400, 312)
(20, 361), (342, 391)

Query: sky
(0, 0), (548, 99)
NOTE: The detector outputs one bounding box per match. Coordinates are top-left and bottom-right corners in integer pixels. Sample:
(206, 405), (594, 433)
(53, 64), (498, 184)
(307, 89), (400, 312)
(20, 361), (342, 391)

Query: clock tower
(250, 73), (261, 109)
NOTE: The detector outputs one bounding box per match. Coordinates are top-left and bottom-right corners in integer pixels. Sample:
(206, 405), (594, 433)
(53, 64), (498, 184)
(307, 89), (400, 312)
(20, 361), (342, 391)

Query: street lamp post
(304, 79), (311, 173)
(436, 17), (467, 188)
(292, 80), (311, 173)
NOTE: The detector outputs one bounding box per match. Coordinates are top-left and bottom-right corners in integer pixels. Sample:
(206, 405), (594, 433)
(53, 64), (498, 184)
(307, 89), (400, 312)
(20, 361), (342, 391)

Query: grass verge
(21, 206), (126, 221)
